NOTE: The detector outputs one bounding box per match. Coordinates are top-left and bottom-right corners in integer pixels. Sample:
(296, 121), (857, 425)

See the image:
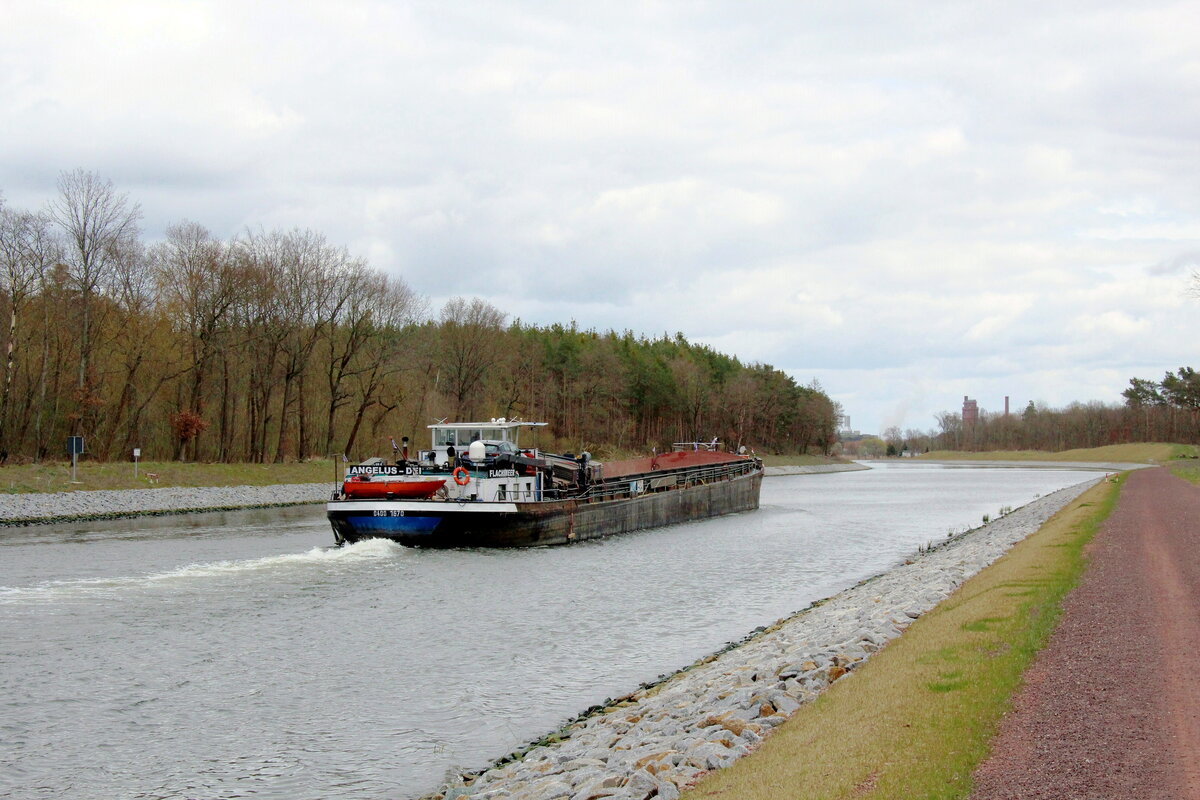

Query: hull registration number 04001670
(373, 510), (406, 517)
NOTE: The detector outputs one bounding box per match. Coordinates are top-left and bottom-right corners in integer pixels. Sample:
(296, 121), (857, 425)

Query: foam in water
(0, 537), (405, 603)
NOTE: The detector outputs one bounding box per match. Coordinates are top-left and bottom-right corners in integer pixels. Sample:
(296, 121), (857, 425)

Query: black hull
(327, 469), (762, 548)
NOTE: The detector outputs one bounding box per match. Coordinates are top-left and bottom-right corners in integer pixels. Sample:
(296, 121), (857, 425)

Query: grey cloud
(1148, 252), (1200, 276)
(4, 0), (1200, 433)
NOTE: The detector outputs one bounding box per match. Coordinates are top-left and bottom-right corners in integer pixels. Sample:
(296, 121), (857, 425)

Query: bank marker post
(133, 448), (141, 480)
(67, 436), (84, 483)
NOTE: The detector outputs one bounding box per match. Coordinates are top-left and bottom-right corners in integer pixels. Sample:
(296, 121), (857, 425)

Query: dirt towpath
(971, 467), (1200, 799)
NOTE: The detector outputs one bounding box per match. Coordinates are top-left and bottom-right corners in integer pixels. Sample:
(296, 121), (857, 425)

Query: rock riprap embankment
(0, 483), (332, 525)
(432, 479), (1102, 800)
(762, 463), (868, 476)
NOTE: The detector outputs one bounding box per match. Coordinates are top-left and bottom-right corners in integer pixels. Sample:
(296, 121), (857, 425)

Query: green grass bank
(680, 476), (1122, 799)
(0, 460), (341, 494)
(919, 442), (1195, 464)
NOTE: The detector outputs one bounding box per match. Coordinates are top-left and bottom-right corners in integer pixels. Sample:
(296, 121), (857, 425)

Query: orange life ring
(452, 466), (470, 486)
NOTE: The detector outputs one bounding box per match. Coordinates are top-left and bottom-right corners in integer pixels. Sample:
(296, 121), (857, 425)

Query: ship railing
(492, 486), (544, 502)
(671, 441), (721, 452)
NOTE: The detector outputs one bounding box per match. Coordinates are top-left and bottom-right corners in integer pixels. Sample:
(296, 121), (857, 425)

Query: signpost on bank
(133, 448), (141, 479)
(66, 436), (84, 483)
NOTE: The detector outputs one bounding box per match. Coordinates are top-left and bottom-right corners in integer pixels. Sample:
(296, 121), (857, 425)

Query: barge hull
(327, 470), (762, 548)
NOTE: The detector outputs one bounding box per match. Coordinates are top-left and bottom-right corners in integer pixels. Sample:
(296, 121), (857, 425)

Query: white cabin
(420, 418), (547, 468)
(420, 419), (549, 502)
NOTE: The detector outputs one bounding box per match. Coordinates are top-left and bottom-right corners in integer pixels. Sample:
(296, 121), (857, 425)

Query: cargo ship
(326, 419), (763, 548)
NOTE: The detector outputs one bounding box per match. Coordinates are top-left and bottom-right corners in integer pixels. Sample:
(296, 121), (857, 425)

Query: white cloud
(3, 0), (1200, 434)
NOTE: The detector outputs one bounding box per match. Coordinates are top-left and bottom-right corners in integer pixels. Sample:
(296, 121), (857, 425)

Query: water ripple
(0, 464), (1101, 799)
(0, 538), (404, 603)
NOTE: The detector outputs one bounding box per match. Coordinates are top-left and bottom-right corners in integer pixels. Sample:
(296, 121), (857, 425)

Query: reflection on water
(0, 463), (1099, 799)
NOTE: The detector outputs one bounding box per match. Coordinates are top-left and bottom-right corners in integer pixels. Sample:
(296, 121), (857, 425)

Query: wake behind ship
(326, 420), (763, 548)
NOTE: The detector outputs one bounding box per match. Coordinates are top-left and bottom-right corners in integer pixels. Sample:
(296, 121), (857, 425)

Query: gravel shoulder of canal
(911, 458), (1153, 472)
(0, 483), (335, 526)
(762, 463), (868, 476)
(430, 477), (1104, 800)
(0, 465), (857, 526)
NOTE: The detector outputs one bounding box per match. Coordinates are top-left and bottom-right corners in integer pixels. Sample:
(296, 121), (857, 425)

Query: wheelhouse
(420, 418), (547, 468)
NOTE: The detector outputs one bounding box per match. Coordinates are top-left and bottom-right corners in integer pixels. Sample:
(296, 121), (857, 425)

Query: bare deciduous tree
(229, 230), (288, 462)
(0, 206), (37, 455)
(151, 221), (238, 458)
(102, 238), (181, 458)
(439, 296), (506, 418)
(49, 169), (141, 434)
(324, 266), (424, 456)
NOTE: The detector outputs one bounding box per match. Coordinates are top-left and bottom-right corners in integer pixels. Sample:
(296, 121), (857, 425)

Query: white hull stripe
(327, 501), (521, 514)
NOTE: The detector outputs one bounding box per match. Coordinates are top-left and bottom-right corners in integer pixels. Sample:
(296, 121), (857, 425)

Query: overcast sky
(3, 1), (1199, 434)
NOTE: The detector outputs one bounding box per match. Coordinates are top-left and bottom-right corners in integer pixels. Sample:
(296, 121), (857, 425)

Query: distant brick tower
(963, 396), (979, 427)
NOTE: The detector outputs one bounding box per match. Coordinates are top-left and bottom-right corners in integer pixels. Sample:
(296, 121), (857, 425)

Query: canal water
(0, 462), (1101, 799)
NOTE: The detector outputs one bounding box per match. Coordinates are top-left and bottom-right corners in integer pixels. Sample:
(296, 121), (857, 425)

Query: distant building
(963, 396), (979, 427)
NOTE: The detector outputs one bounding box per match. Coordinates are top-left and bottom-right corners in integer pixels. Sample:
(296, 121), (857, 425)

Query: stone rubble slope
(762, 464), (868, 476)
(434, 478), (1102, 800)
(0, 483), (333, 525)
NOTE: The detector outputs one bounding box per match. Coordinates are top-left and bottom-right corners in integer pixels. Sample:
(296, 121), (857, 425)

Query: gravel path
(0, 483), (334, 525)
(970, 467), (1200, 799)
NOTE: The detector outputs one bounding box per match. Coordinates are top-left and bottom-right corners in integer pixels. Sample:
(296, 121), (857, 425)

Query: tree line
(851, 367), (1200, 457)
(0, 170), (839, 463)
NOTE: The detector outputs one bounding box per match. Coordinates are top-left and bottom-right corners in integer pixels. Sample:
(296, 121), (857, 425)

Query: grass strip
(680, 476), (1122, 800)
(1168, 459), (1200, 484)
(0, 459), (341, 494)
(919, 442), (1191, 463)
